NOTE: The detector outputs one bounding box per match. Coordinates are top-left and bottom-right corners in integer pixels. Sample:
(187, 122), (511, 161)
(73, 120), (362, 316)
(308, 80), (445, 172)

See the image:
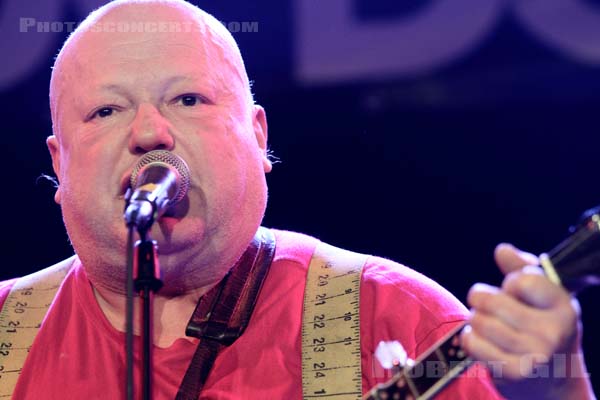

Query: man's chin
(143, 217), (207, 256)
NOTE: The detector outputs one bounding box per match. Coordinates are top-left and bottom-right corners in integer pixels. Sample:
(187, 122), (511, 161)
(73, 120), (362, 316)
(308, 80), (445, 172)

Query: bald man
(0, 1), (594, 399)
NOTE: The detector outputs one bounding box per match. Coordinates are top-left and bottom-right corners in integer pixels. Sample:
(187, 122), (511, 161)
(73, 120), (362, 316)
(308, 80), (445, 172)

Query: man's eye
(176, 95), (204, 107)
(92, 107), (114, 119)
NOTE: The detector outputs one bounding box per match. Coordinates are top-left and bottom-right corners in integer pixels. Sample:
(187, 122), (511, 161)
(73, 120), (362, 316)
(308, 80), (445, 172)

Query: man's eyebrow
(101, 76), (202, 88)
(164, 75), (192, 84)
(161, 75), (216, 99)
(98, 84), (129, 95)
(94, 76), (212, 99)
(161, 75), (204, 89)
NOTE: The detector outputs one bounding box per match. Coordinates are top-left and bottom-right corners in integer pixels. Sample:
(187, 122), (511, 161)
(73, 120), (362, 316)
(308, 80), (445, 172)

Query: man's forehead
(57, 0), (240, 71)
(68, 3), (223, 58)
(56, 34), (206, 93)
(50, 0), (252, 120)
(74, 31), (212, 64)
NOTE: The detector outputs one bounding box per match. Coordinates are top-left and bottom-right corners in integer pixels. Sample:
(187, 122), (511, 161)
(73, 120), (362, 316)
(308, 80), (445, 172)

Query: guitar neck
(542, 211), (600, 293)
(364, 322), (472, 400)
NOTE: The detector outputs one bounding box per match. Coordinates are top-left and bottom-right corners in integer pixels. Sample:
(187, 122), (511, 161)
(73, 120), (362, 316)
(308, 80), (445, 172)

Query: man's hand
(461, 243), (596, 399)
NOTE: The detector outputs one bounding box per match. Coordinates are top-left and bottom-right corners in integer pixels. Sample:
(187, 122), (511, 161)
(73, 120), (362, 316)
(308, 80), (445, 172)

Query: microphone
(124, 150), (191, 230)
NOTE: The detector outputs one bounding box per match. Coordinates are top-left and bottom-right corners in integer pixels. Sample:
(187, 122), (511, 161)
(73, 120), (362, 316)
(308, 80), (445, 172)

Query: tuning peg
(375, 340), (414, 374)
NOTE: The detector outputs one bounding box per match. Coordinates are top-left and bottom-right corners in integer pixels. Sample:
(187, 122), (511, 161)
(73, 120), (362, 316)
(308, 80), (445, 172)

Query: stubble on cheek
(58, 178), (130, 282)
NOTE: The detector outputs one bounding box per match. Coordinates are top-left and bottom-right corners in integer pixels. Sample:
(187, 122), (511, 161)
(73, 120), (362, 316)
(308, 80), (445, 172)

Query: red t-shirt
(0, 229), (502, 399)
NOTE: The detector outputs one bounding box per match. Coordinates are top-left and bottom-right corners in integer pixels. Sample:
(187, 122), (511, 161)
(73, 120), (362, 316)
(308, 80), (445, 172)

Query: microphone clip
(124, 188), (157, 235)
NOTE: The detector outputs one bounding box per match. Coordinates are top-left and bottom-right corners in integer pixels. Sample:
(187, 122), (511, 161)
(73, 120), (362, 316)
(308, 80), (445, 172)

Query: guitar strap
(175, 226), (276, 399)
(0, 256), (77, 398)
(301, 242), (367, 399)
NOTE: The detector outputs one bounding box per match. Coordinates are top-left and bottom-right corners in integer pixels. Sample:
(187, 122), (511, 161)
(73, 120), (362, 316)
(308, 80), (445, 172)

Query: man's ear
(252, 105), (272, 173)
(46, 135), (62, 204)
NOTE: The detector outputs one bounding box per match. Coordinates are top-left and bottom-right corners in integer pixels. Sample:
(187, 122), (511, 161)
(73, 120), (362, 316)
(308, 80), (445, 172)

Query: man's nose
(128, 103), (175, 153)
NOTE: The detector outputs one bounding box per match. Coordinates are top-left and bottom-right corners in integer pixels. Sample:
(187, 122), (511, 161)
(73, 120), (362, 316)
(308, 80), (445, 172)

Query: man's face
(47, 6), (270, 292)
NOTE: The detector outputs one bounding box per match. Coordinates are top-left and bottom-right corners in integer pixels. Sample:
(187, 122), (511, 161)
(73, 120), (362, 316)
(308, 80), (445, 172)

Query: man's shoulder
(360, 254), (469, 356)
(271, 228), (321, 265)
(363, 255), (468, 317)
(0, 257), (78, 311)
(269, 228), (466, 317)
(0, 278), (18, 310)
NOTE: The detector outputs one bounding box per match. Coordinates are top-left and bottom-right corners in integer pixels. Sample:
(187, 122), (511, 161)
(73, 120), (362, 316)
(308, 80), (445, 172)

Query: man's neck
(92, 283), (211, 348)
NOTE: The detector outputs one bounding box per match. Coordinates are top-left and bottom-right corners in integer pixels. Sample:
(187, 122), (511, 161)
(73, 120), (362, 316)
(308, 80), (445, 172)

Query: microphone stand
(124, 189), (163, 400)
(134, 231), (163, 400)
(125, 225), (135, 400)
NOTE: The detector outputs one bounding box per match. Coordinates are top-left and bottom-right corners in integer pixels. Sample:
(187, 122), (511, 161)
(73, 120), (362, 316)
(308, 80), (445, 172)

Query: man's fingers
(467, 283), (540, 332)
(494, 243), (538, 275)
(461, 325), (530, 380)
(501, 266), (568, 309)
(469, 310), (548, 356)
(468, 280), (580, 358)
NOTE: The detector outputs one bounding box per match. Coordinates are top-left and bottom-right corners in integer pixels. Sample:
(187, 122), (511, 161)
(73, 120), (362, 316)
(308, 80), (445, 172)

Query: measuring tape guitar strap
(0, 256), (76, 398)
(302, 242), (368, 400)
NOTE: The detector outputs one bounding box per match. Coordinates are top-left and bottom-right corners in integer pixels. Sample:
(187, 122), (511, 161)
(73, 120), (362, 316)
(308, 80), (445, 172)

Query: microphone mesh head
(130, 150), (191, 204)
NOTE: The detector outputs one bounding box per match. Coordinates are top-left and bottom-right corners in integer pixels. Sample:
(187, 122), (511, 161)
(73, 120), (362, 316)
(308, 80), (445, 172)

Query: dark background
(1, 0), (600, 394)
